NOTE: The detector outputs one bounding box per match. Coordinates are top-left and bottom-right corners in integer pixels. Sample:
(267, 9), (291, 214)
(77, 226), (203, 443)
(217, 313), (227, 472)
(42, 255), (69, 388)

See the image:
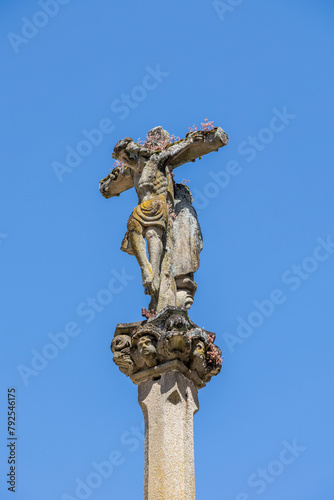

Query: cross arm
(99, 164), (134, 199)
(164, 127), (229, 169)
(99, 136), (145, 198)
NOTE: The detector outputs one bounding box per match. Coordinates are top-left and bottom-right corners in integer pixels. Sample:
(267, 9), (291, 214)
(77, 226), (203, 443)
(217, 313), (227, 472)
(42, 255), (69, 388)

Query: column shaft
(138, 371), (199, 500)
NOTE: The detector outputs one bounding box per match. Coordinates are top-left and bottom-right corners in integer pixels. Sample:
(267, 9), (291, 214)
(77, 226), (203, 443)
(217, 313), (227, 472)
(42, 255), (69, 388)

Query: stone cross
(100, 125), (228, 313)
(99, 124), (228, 499)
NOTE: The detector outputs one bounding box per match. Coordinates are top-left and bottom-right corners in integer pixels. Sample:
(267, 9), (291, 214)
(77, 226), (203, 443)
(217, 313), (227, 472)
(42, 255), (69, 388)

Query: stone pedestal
(139, 369), (199, 500)
(110, 306), (223, 499)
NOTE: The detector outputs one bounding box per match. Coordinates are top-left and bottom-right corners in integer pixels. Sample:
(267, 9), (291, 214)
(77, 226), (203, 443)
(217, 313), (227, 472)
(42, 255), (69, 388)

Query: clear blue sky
(1, 1), (334, 499)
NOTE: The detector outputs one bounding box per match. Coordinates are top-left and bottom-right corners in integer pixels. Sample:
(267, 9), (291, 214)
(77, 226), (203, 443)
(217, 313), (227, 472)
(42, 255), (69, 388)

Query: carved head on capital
(189, 338), (207, 378)
(192, 339), (206, 359)
(132, 327), (159, 368)
(165, 314), (190, 332)
(110, 334), (134, 376)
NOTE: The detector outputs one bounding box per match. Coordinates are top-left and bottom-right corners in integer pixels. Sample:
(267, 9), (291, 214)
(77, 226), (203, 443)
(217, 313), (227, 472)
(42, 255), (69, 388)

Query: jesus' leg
(127, 228), (154, 294)
(145, 226), (164, 296)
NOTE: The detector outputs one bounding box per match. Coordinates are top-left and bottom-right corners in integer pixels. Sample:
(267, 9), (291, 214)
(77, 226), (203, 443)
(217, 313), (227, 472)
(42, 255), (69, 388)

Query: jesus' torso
(133, 157), (173, 204)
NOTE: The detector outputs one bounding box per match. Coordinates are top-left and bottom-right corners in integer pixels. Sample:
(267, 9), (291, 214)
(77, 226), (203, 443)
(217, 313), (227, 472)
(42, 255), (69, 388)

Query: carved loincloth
(121, 194), (168, 255)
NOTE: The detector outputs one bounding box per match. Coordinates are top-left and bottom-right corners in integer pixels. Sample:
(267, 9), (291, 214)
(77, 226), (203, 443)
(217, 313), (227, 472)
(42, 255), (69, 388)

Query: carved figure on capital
(110, 334), (134, 376)
(131, 326), (159, 369)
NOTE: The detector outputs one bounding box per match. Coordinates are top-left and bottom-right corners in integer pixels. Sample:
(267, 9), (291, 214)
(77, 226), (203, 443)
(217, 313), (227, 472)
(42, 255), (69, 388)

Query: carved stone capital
(110, 306), (223, 388)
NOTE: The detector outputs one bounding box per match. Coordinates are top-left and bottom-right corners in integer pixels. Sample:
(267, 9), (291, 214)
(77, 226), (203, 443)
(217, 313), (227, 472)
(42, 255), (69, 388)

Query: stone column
(110, 307), (223, 499)
(138, 370), (199, 500)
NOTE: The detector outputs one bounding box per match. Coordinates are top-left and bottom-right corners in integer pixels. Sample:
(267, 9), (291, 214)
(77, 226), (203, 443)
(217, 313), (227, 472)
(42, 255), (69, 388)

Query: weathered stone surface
(101, 124), (229, 500)
(172, 183), (202, 309)
(99, 126), (228, 313)
(139, 370), (199, 500)
(110, 306), (222, 387)
(131, 359), (205, 388)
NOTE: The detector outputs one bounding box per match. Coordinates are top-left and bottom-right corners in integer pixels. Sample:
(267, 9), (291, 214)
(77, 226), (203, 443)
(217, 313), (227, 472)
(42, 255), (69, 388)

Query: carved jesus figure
(99, 125), (228, 312)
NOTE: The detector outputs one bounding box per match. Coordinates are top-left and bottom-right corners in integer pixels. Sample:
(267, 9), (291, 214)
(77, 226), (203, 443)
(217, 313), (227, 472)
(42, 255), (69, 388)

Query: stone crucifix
(99, 124), (228, 500)
(99, 125), (228, 313)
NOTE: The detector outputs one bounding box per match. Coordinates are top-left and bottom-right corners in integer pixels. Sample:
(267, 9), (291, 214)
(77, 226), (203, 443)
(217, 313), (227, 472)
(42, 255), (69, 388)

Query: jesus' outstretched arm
(163, 127), (228, 170)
